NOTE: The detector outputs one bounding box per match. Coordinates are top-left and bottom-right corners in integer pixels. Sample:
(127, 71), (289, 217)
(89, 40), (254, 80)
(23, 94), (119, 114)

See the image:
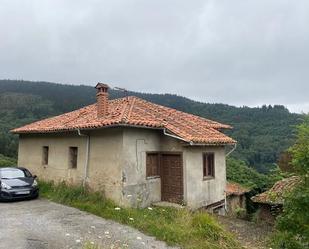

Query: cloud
(0, 0), (308, 113)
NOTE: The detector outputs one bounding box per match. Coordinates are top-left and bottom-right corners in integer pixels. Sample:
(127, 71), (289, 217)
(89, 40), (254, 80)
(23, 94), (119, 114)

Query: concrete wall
(184, 146), (226, 209)
(226, 194), (246, 216)
(121, 128), (162, 207)
(18, 127), (227, 209)
(18, 128), (124, 203)
(119, 128), (227, 209)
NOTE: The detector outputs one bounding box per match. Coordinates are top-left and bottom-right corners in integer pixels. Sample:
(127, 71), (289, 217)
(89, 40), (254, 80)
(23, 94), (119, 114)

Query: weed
(39, 180), (241, 249)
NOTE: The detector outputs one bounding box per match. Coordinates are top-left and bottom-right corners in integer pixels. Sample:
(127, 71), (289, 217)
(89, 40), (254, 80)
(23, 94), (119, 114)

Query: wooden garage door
(161, 154), (183, 204)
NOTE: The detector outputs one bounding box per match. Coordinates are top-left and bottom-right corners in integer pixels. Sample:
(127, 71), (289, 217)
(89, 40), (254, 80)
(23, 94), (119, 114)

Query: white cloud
(0, 0), (308, 113)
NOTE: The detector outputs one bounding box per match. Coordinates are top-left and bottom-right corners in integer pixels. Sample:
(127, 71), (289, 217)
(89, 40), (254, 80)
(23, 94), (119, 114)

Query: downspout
(226, 143), (237, 157)
(225, 143), (236, 213)
(224, 192), (228, 213)
(77, 129), (90, 187)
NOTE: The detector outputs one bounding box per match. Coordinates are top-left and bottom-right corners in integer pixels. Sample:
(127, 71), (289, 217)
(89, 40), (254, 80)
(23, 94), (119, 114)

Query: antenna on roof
(114, 87), (128, 100)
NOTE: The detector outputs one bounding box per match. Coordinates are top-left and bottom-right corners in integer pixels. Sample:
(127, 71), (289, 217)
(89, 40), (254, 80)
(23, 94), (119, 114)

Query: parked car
(0, 167), (39, 201)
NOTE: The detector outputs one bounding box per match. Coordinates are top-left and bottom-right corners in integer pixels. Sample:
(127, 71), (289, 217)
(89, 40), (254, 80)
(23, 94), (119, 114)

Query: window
(69, 147), (78, 169)
(42, 146), (49, 165)
(203, 153), (215, 178)
(146, 153), (160, 178)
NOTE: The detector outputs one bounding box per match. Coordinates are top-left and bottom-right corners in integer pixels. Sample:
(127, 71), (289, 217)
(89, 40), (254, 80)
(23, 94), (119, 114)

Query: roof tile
(251, 176), (300, 204)
(226, 182), (250, 196)
(12, 96), (236, 145)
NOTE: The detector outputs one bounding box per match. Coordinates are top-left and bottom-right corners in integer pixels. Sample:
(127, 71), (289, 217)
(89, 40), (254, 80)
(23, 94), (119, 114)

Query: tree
(272, 116), (309, 249)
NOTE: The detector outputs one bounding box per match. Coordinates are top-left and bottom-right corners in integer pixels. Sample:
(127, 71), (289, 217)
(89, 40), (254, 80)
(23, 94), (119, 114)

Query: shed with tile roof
(251, 176), (300, 224)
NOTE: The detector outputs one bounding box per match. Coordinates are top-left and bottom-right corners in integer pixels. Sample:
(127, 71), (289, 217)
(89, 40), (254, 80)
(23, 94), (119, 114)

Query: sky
(0, 0), (308, 113)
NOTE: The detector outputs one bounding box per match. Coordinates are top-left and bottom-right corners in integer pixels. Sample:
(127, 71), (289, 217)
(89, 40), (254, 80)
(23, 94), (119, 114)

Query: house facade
(13, 83), (236, 209)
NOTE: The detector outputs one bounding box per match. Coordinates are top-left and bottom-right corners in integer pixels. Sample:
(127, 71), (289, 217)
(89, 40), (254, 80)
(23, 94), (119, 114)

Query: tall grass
(39, 181), (241, 249)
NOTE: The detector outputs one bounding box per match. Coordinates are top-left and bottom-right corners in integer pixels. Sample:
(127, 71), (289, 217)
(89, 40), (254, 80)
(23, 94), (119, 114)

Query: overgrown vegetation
(271, 116), (309, 249)
(39, 180), (241, 249)
(0, 154), (16, 167)
(226, 157), (271, 190)
(0, 79), (302, 173)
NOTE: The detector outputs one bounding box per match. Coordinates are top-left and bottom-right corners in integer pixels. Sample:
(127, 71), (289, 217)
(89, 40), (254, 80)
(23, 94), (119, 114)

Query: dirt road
(0, 199), (177, 249)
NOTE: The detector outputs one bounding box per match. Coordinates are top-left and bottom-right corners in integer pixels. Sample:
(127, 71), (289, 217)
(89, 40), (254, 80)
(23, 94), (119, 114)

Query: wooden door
(161, 153), (183, 204)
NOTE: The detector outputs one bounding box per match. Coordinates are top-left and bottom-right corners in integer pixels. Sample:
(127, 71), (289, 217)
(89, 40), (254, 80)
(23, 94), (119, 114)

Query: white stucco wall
(18, 128), (124, 203)
(120, 128), (227, 209)
(17, 127), (227, 209)
(184, 146), (226, 209)
(121, 128), (162, 207)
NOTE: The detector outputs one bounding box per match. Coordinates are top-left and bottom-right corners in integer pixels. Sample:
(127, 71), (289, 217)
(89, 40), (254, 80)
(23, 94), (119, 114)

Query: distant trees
(0, 80), (302, 173)
(226, 157), (271, 191)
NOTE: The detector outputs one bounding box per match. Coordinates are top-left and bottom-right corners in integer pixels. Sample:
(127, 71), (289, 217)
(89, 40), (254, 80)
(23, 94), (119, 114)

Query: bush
(0, 154), (16, 167)
(234, 207), (247, 219)
(271, 116), (309, 249)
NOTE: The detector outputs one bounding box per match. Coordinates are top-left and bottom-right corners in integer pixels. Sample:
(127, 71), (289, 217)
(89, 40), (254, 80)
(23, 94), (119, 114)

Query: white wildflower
(147, 207), (153, 210)
(114, 207), (121, 210)
(129, 217), (134, 221)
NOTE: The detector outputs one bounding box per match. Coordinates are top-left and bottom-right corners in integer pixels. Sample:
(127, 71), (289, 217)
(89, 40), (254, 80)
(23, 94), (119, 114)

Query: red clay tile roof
(226, 182), (250, 196)
(11, 96), (236, 145)
(251, 176), (300, 205)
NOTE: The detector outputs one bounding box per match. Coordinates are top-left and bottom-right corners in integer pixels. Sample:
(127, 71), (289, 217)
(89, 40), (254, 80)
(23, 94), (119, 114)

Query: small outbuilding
(251, 176), (300, 224)
(225, 182), (249, 216)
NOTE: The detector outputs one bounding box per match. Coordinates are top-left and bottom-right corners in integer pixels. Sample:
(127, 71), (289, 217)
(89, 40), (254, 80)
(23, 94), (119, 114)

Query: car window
(23, 169), (32, 177)
(0, 169), (27, 179)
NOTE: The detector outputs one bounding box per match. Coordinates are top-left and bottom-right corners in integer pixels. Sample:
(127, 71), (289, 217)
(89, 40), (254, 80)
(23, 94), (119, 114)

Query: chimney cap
(95, 83), (109, 89)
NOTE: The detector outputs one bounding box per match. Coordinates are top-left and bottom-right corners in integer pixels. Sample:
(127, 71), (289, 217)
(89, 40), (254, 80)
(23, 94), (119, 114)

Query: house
(225, 182), (249, 215)
(251, 176), (300, 224)
(12, 83), (236, 209)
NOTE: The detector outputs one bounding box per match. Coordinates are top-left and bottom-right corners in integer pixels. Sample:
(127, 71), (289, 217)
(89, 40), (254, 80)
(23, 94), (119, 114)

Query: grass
(39, 180), (241, 249)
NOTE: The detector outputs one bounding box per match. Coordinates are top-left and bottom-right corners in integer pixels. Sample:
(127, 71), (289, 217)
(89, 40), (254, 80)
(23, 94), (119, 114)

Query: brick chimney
(95, 83), (109, 118)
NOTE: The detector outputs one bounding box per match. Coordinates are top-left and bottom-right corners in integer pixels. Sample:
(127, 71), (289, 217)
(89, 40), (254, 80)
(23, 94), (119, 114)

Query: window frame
(146, 152), (160, 179)
(203, 152), (215, 179)
(69, 146), (78, 169)
(42, 146), (49, 166)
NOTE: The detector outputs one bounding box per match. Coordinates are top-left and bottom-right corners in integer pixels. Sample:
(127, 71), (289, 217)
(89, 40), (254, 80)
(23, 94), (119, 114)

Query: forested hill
(0, 79), (302, 173)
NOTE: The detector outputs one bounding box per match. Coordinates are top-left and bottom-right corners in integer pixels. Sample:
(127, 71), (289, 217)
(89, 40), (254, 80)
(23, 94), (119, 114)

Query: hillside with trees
(0, 79), (303, 174)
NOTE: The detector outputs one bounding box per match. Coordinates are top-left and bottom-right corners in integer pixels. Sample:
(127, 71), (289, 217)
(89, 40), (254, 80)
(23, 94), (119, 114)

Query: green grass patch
(39, 180), (241, 249)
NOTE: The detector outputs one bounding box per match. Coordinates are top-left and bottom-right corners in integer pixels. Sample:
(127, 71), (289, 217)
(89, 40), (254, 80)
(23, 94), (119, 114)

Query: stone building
(251, 176), (300, 224)
(225, 182), (249, 216)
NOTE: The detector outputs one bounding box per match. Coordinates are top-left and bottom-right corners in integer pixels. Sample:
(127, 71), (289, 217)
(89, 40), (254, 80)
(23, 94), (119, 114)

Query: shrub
(0, 154), (16, 167)
(234, 207), (246, 219)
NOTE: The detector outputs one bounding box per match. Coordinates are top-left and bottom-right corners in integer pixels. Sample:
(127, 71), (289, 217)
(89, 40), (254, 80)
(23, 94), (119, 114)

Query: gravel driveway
(0, 199), (178, 249)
